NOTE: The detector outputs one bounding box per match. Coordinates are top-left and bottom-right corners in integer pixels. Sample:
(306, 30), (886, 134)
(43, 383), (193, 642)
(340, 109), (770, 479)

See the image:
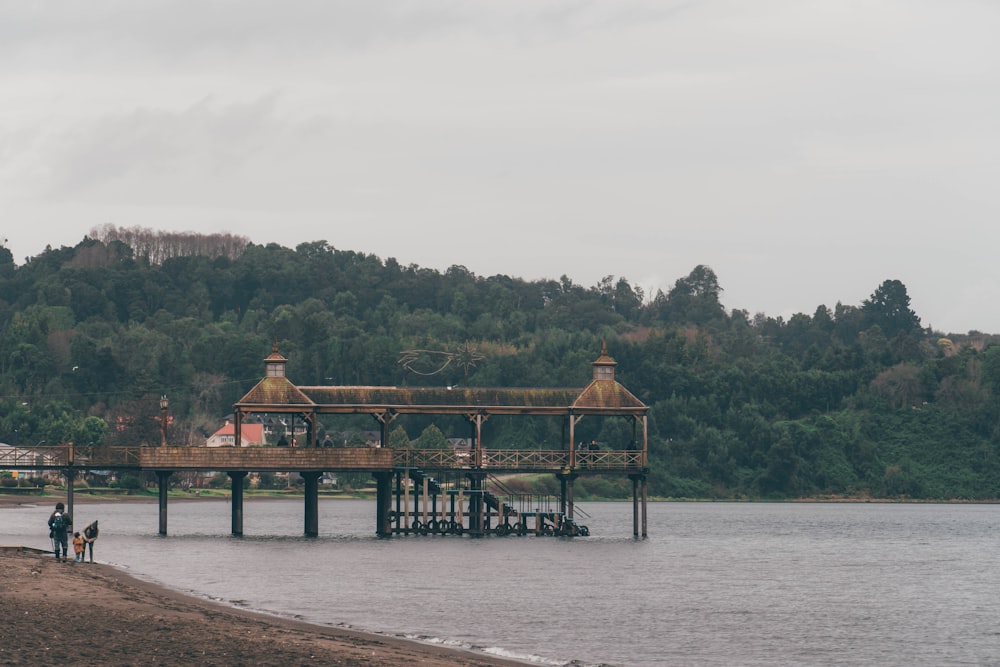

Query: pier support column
(374, 472), (393, 537)
(157, 471), (173, 535)
(228, 471), (247, 536)
(630, 474), (640, 537)
(466, 472), (486, 537)
(557, 472), (577, 521)
(641, 474), (648, 538)
(394, 471), (403, 534)
(629, 473), (647, 538)
(63, 469), (76, 521)
(301, 472), (321, 537)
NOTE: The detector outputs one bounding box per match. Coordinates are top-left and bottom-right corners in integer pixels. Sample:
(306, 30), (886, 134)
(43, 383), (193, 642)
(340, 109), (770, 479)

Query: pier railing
(391, 448), (468, 469)
(0, 446), (64, 468)
(0, 445), (143, 469)
(1, 444), (645, 473)
(483, 449), (569, 470)
(575, 449), (645, 470)
(141, 446), (394, 471)
(391, 448), (646, 472)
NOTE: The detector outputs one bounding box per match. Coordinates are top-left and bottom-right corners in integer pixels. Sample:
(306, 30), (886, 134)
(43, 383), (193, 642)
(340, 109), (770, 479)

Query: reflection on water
(4, 499), (1000, 667)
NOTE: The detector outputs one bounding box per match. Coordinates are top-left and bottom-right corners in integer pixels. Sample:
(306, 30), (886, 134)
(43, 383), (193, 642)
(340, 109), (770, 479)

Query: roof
(233, 346), (647, 417)
(304, 386), (596, 415)
(236, 382), (645, 416)
(211, 423), (265, 443)
(573, 380), (644, 410)
(236, 376), (315, 408)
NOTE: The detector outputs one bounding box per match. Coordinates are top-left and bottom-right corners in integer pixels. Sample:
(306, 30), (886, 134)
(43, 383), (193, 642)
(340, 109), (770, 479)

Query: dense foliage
(2, 228), (999, 500)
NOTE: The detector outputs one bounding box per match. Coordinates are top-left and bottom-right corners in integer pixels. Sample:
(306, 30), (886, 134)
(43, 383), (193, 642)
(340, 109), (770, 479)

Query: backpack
(51, 512), (65, 531)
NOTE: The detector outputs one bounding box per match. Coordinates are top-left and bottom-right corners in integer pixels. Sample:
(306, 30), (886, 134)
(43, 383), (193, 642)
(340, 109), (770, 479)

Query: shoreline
(0, 549), (533, 666)
(3, 492), (999, 510)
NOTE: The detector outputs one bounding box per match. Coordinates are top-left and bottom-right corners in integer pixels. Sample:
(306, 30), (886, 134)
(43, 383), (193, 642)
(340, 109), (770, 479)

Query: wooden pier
(1, 344), (649, 538)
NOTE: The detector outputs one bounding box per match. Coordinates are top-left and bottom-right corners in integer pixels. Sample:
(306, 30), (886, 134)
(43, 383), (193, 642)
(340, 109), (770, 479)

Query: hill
(1, 228), (999, 500)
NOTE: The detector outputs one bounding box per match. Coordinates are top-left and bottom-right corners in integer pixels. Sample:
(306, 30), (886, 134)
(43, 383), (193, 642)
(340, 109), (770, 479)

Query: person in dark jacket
(48, 502), (73, 562)
(83, 520), (99, 563)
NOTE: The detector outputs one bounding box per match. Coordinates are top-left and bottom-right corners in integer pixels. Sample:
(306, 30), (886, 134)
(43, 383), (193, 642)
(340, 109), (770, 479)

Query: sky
(2, 1), (999, 334)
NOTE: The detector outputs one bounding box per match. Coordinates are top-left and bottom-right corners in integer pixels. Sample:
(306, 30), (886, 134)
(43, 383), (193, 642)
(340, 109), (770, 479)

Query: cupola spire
(592, 340), (617, 381)
(264, 338), (288, 378)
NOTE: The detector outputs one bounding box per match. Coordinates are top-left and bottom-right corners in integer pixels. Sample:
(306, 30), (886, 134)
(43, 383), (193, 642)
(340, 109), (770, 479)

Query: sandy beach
(0, 495), (530, 667)
(0, 549), (533, 667)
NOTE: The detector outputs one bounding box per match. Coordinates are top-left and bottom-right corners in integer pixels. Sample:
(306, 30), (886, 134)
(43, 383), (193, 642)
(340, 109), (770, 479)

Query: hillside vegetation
(2, 227), (999, 500)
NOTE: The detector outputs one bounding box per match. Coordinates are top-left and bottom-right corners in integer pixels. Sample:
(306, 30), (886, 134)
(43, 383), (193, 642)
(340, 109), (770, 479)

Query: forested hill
(2, 228), (1000, 500)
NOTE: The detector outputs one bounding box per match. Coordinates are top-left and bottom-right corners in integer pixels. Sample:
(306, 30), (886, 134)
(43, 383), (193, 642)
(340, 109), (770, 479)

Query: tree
(980, 345), (1000, 394)
(869, 363), (924, 409)
(388, 425), (412, 449)
(75, 416), (109, 447)
(416, 424), (448, 450)
(0, 243), (15, 279)
(660, 265), (726, 326)
(759, 433), (800, 495)
(862, 279), (922, 338)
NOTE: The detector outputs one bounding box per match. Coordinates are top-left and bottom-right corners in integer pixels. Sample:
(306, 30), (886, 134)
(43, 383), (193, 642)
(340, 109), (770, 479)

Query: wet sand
(0, 550), (532, 667)
(0, 495), (531, 667)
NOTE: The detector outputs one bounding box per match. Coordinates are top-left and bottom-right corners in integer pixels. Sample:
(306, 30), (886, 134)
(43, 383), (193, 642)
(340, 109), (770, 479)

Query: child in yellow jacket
(72, 532), (85, 563)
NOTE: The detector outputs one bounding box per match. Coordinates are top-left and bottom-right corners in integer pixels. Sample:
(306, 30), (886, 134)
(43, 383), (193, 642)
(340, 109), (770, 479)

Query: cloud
(2, 0), (1000, 332)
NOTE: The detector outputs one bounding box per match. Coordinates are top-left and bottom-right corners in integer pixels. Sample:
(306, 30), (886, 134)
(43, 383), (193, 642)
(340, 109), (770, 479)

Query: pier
(1, 344), (649, 538)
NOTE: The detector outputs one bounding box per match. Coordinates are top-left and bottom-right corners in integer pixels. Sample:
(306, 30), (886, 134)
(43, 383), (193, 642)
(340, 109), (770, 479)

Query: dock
(0, 344), (650, 539)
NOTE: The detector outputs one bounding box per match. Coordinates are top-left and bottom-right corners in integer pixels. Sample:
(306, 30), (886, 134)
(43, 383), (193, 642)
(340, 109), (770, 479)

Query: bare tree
(89, 225), (250, 264)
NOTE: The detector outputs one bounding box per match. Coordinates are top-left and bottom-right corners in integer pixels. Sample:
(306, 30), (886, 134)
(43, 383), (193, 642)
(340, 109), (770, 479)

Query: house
(206, 422), (266, 447)
(226, 414), (308, 441)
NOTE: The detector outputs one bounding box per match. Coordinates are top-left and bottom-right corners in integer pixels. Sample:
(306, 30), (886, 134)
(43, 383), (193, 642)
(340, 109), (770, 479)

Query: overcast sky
(2, 1), (998, 334)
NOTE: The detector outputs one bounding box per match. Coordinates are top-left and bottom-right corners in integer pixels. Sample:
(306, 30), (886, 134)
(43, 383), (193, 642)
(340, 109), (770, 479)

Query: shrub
(118, 473), (143, 490)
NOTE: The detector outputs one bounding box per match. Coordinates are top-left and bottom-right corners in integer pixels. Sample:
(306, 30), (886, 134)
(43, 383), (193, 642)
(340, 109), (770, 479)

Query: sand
(0, 550), (536, 667)
(0, 495), (531, 667)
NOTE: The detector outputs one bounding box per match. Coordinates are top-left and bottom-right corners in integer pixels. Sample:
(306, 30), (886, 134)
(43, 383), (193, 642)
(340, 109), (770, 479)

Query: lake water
(4, 499), (1000, 666)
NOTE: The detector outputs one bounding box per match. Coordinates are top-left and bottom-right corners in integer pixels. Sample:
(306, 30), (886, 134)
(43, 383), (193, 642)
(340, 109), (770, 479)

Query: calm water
(4, 499), (1000, 667)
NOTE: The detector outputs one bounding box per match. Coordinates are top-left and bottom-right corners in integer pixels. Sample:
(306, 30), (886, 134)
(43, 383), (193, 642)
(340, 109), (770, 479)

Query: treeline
(1, 231), (999, 500)
(89, 224), (250, 265)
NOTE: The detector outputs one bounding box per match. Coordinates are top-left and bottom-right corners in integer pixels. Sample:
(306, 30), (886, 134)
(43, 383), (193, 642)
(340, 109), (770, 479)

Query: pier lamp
(159, 395), (169, 447)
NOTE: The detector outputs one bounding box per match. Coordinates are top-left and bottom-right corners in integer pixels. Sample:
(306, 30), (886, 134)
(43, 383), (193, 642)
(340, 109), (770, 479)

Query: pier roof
(238, 376), (315, 408)
(234, 347), (646, 417)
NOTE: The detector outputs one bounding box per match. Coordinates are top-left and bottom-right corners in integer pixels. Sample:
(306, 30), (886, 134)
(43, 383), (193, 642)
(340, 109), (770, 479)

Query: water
(4, 499), (1000, 666)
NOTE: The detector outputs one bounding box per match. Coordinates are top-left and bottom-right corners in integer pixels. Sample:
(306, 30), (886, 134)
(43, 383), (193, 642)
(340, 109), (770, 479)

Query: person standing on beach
(83, 520), (99, 563)
(48, 502), (72, 562)
(72, 532), (85, 562)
